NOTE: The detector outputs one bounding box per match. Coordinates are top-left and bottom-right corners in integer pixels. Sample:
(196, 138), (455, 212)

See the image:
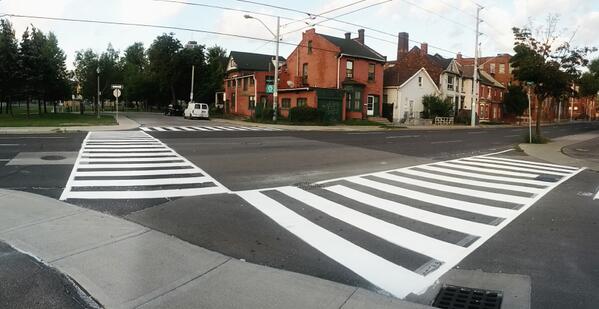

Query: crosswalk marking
(60, 131), (229, 200)
(478, 155), (579, 170)
(238, 150), (584, 298)
(139, 126), (283, 132)
(455, 159), (570, 176)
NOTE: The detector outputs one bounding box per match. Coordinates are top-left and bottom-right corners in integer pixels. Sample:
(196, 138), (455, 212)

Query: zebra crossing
(59, 131), (229, 200)
(139, 125), (283, 132)
(237, 151), (583, 298)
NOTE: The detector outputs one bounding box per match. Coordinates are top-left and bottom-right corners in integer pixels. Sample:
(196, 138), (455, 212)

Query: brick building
(457, 53), (513, 88)
(223, 51), (285, 117)
(277, 28), (386, 121)
(462, 65), (506, 122)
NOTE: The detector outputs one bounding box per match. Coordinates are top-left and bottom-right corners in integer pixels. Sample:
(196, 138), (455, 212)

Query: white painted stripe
(373, 172), (531, 204)
(417, 165), (550, 187)
(456, 160), (569, 176)
(237, 190), (426, 299)
(190, 126), (210, 131)
(65, 186), (226, 199)
(435, 162), (540, 178)
(83, 148), (173, 152)
(477, 156), (578, 170)
(279, 186), (464, 261)
(399, 169), (543, 194)
(179, 127), (196, 131)
(465, 157), (575, 173)
(140, 127), (152, 132)
(165, 127), (182, 131)
(70, 176), (209, 187)
(346, 177), (515, 218)
(153, 127), (167, 131)
(223, 126), (249, 131)
(59, 132), (90, 201)
(595, 190), (599, 200)
(86, 142), (162, 145)
(211, 126), (235, 131)
(80, 157), (182, 162)
(325, 185), (495, 237)
(84, 144), (165, 149)
(78, 162), (189, 169)
(74, 169), (202, 177)
(81, 153), (177, 158)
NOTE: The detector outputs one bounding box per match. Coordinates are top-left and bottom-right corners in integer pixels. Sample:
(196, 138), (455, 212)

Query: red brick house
(223, 51), (285, 117)
(457, 53), (513, 88)
(462, 65), (506, 122)
(277, 28), (386, 121)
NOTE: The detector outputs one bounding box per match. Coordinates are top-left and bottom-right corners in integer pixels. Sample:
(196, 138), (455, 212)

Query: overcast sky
(1, 0), (598, 69)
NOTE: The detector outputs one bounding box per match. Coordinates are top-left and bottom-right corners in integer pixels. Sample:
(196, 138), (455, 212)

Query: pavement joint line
(132, 257), (233, 309)
(49, 228), (152, 263)
(338, 287), (359, 309)
(0, 210), (86, 235)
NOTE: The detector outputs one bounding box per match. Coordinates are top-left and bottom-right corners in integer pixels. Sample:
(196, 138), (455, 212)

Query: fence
(434, 117), (454, 125)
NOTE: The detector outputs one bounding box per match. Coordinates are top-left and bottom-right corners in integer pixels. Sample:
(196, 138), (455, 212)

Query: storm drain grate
(433, 285), (503, 309)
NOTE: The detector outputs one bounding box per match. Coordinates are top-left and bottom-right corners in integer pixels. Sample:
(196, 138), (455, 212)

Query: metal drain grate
(433, 285), (503, 309)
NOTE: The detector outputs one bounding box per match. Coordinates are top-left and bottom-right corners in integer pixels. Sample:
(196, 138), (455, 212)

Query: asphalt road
(1, 114), (598, 307)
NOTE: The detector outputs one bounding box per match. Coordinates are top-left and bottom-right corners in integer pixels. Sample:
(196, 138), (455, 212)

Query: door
(367, 95), (375, 116)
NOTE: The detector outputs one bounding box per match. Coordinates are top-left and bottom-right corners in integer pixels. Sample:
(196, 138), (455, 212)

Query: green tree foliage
(421, 95), (453, 119)
(148, 33), (182, 105)
(511, 16), (596, 139)
(0, 20), (19, 113)
(502, 85), (528, 116)
(74, 49), (99, 101)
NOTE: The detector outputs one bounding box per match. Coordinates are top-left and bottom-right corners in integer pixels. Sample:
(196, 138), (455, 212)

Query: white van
(184, 103), (209, 120)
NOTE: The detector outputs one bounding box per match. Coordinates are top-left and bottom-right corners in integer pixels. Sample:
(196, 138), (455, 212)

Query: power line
(282, 0), (368, 27)
(150, 0), (299, 22)
(396, 0), (475, 31)
(436, 0), (477, 19)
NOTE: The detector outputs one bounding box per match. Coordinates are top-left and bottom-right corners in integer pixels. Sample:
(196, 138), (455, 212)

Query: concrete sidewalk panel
(1, 211), (147, 262)
(53, 230), (228, 309)
(341, 288), (434, 309)
(138, 259), (356, 309)
(0, 189), (83, 233)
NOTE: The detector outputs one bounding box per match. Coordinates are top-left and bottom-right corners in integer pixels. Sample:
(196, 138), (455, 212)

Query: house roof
(462, 65), (505, 88)
(228, 51), (285, 72)
(384, 46), (454, 87)
(319, 34), (386, 62)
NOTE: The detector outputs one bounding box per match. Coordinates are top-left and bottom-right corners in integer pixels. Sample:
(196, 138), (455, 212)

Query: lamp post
(526, 82), (533, 143)
(186, 41), (199, 104)
(245, 14), (280, 122)
(96, 67), (101, 119)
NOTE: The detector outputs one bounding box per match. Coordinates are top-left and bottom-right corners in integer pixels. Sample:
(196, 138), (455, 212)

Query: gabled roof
(396, 67), (441, 93)
(227, 51), (285, 72)
(319, 34), (386, 62)
(384, 46), (454, 87)
(462, 65), (505, 88)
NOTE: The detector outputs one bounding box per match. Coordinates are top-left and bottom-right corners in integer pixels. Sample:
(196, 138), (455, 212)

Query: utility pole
(273, 16), (280, 122)
(470, 5), (482, 127)
(96, 67), (101, 119)
(190, 64), (195, 103)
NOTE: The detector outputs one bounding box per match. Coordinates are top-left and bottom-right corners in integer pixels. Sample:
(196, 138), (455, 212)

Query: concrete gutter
(0, 188), (433, 309)
(519, 131), (599, 171)
(0, 115), (140, 134)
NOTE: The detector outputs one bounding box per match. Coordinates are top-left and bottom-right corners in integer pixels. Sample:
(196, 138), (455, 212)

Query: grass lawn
(0, 113), (116, 127)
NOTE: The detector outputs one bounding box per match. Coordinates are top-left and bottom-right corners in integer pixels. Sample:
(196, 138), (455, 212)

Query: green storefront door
(316, 89), (343, 122)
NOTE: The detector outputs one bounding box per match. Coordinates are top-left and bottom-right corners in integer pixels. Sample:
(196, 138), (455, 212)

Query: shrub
(455, 109), (479, 125)
(422, 95), (453, 119)
(502, 85), (528, 116)
(288, 106), (324, 122)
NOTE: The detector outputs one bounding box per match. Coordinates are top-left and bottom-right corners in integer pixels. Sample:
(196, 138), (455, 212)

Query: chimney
(357, 29), (365, 44)
(344, 32), (351, 40)
(397, 32), (409, 61)
(420, 42), (428, 56)
(457, 52), (462, 61)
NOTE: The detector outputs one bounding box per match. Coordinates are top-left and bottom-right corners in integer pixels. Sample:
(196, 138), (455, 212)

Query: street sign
(113, 88), (122, 98)
(111, 84), (123, 90)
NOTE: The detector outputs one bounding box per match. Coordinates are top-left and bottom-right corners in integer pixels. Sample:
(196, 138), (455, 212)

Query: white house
(384, 67), (441, 123)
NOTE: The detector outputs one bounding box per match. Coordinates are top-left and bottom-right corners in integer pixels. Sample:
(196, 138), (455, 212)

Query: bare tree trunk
(26, 97), (31, 118)
(43, 100), (47, 114)
(536, 96), (543, 139)
(53, 101), (57, 113)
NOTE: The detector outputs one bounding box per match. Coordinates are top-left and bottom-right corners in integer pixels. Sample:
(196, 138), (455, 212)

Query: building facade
(462, 66), (506, 122)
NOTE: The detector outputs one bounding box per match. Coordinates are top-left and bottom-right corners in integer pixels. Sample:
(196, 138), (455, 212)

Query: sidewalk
(519, 131), (599, 171)
(0, 115), (140, 134)
(0, 189), (432, 309)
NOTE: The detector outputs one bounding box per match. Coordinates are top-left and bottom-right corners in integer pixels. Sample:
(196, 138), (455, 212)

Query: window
(490, 63), (496, 74)
(250, 77), (255, 86)
(302, 63), (308, 84)
(231, 93), (236, 109)
(236, 79), (240, 88)
(346, 60), (354, 78)
(344, 86), (362, 111)
(307, 40), (313, 54)
(281, 98), (291, 109)
(447, 75), (454, 91)
(243, 77), (248, 90)
(368, 63), (375, 81)
(418, 76), (423, 87)
(499, 63), (505, 74)
(297, 98), (307, 107)
(227, 80), (231, 87)
(248, 95), (255, 110)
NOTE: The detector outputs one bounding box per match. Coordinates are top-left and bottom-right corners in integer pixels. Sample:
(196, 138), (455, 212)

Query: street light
(245, 14), (280, 122)
(96, 67), (101, 119)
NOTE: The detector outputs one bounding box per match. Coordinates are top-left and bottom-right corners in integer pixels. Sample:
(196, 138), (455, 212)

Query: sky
(1, 0), (598, 70)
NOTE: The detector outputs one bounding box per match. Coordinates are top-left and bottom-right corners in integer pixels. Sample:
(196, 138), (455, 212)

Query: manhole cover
(41, 155), (66, 161)
(433, 285), (503, 309)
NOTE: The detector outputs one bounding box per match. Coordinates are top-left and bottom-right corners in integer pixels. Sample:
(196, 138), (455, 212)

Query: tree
(204, 46), (227, 105)
(578, 58), (599, 119)
(174, 44), (206, 102)
(502, 85), (529, 116)
(40, 32), (71, 113)
(511, 16), (596, 140)
(18, 27), (45, 117)
(148, 33), (182, 106)
(421, 95), (453, 119)
(74, 49), (99, 112)
(0, 19), (19, 114)
(121, 42), (150, 108)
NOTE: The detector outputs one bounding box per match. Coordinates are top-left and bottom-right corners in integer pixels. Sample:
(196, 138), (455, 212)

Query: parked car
(184, 102), (210, 120)
(164, 104), (183, 116)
